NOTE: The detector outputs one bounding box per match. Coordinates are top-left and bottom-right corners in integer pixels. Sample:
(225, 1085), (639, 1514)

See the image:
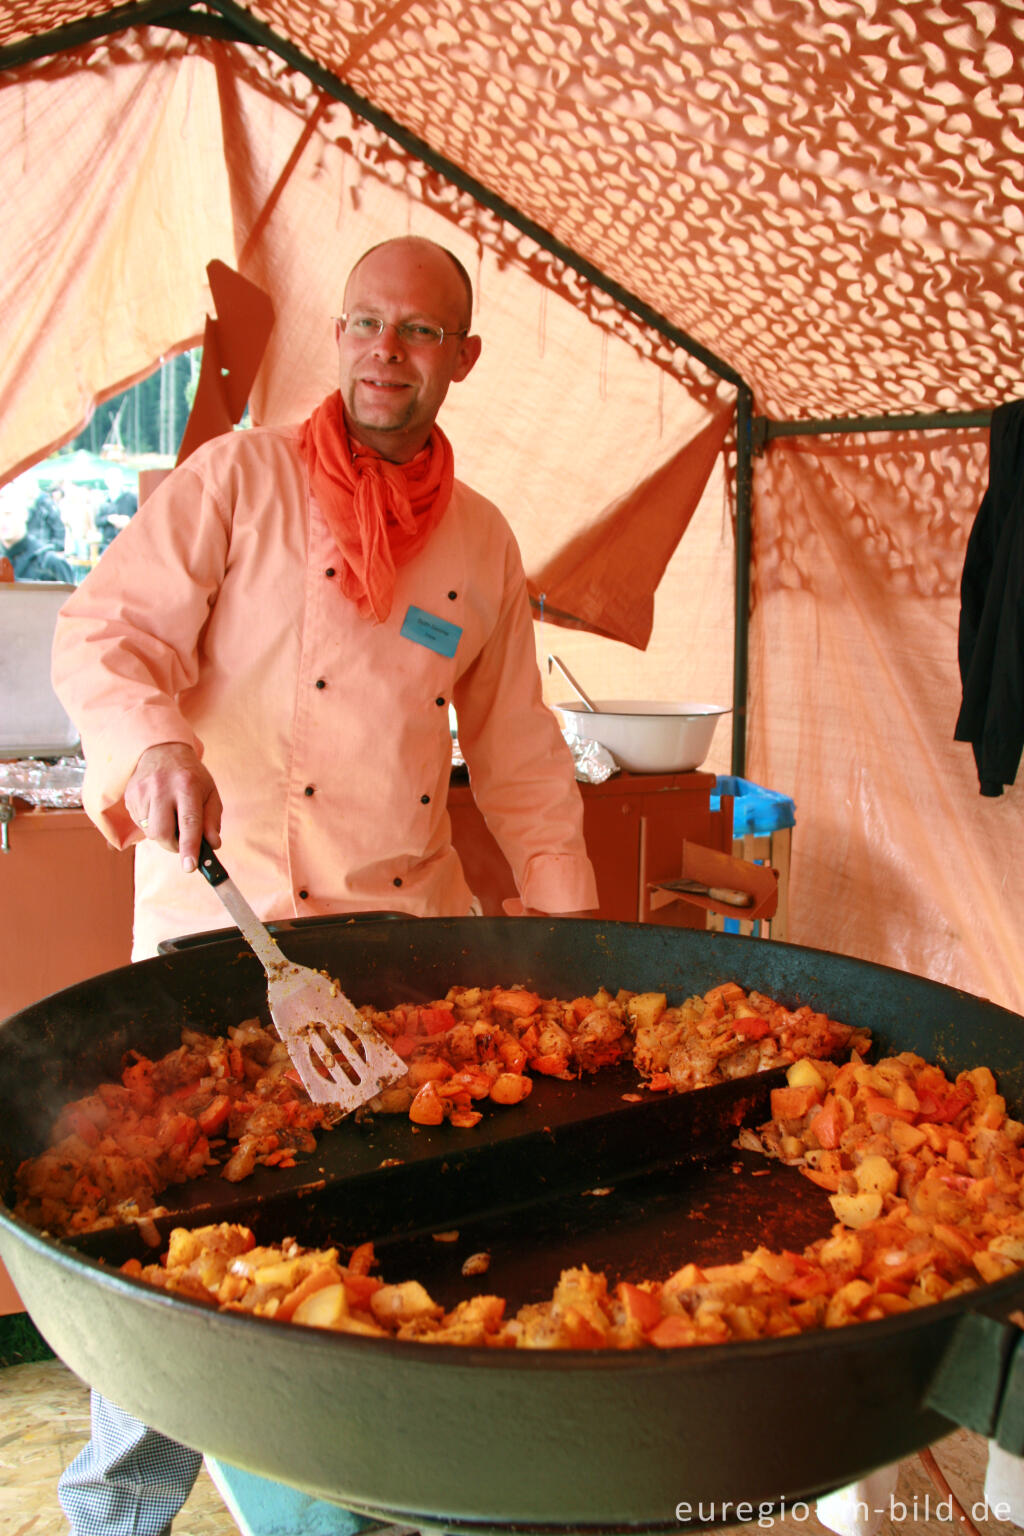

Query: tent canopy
(2, 0), (1023, 1009)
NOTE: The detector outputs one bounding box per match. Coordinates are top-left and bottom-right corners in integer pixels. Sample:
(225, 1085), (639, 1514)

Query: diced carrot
(646, 1072), (673, 1093)
(648, 1315), (699, 1348)
(862, 1094), (917, 1123)
(933, 1225), (979, 1265)
(197, 1095), (232, 1136)
(419, 1007), (456, 1036)
(873, 1278), (912, 1297)
(771, 1085), (821, 1121)
(811, 1095), (845, 1149)
(919, 1089), (973, 1124)
(276, 1264), (344, 1322)
(392, 1034), (419, 1057)
(733, 1015), (771, 1040)
(803, 1167), (841, 1192)
(560, 1307), (606, 1348)
(342, 1272), (382, 1305)
(784, 1269), (832, 1300)
(347, 1242), (376, 1277)
(616, 1281), (662, 1332)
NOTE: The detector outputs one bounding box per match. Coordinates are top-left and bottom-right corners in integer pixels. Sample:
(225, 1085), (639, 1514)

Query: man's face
(336, 240), (481, 462)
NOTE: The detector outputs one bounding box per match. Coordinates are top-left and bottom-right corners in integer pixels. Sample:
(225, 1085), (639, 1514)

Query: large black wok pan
(3, 917), (1024, 1533)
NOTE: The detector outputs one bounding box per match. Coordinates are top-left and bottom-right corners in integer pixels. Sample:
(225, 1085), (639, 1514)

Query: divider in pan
(66, 1060), (838, 1307)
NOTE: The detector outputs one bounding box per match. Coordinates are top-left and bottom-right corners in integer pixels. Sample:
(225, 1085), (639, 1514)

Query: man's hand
(124, 742), (222, 874)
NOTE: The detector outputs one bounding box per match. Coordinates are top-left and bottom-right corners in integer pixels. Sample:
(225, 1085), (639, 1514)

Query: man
(0, 484), (74, 582)
(51, 236), (597, 1534)
(27, 487), (69, 550)
(94, 488), (138, 551)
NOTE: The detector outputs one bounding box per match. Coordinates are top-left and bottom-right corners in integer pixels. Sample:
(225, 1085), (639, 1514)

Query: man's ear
(452, 333), (483, 383)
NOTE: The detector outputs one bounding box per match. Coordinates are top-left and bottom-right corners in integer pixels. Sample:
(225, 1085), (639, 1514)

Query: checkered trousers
(57, 1391), (202, 1536)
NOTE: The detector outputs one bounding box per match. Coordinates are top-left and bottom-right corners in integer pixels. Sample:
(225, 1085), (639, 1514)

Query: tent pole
(204, 0), (755, 392)
(2, 0), (758, 778)
(0, 0), (236, 63)
(1, 0), (747, 397)
(754, 409), (991, 447)
(732, 387), (753, 779)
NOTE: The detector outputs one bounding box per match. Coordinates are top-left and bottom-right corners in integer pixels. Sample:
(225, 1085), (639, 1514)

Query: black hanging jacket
(954, 399), (1024, 796)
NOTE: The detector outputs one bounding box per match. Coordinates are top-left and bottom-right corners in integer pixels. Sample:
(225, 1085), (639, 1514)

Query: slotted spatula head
(263, 962), (409, 1107)
(197, 841), (407, 1110)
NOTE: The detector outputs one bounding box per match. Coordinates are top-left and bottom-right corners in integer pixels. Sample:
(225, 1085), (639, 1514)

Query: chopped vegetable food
(125, 1048), (1024, 1349)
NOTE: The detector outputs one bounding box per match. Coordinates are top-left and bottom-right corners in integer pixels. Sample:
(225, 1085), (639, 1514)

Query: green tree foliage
(69, 351), (201, 458)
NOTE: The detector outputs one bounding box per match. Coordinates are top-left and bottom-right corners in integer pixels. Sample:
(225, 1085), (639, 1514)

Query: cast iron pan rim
(5, 913), (1019, 1034)
(8, 1198), (1024, 1373)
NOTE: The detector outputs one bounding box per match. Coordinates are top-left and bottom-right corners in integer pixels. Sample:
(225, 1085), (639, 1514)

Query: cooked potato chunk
(830, 1192), (884, 1228)
(787, 1059), (827, 1092)
(370, 1281), (443, 1325)
(625, 992), (667, 1031)
(293, 1283), (349, 1329)
(854, 1155), (899, 1197)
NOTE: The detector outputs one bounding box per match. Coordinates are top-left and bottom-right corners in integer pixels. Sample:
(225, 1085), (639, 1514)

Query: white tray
(0, 582), (80, 758)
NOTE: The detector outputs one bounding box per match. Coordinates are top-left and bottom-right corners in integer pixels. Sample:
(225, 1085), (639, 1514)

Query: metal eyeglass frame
(337, 314), (469, 348)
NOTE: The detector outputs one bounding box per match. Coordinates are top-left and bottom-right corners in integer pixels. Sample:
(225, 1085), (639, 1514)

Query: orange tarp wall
(1, 21), (1022, 1016)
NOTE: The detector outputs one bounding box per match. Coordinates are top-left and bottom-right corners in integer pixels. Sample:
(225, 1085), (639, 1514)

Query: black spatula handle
(197, 838), (229, 887)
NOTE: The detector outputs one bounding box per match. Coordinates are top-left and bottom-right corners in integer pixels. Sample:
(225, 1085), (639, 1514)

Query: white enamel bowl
(555, 700), (730, 773)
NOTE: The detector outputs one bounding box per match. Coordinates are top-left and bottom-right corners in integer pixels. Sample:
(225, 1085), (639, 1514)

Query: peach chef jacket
(52, 423), (597, 958)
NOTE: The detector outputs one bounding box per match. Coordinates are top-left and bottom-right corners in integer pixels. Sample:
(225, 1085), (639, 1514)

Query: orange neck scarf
(301, 391), (454, 623)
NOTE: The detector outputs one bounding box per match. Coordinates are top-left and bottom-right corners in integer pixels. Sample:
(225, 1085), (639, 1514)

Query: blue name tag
(400, 605), (463, 658)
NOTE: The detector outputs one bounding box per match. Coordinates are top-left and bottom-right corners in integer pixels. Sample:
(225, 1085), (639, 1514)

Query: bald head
(336, 235), (482, 461)
(344, 237), (474, 330)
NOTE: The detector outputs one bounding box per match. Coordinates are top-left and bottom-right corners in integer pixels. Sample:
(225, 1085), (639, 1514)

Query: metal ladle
(547, 654), (599, 713)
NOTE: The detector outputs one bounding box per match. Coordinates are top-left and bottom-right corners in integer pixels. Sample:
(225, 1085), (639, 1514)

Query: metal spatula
(197, 840), (407, 1110)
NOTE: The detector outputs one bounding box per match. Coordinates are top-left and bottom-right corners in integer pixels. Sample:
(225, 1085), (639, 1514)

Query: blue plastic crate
(711, 775), (796, 840)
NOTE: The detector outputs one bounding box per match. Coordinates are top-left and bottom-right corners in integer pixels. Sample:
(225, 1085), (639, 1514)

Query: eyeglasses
(337, 313), (469, 349)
